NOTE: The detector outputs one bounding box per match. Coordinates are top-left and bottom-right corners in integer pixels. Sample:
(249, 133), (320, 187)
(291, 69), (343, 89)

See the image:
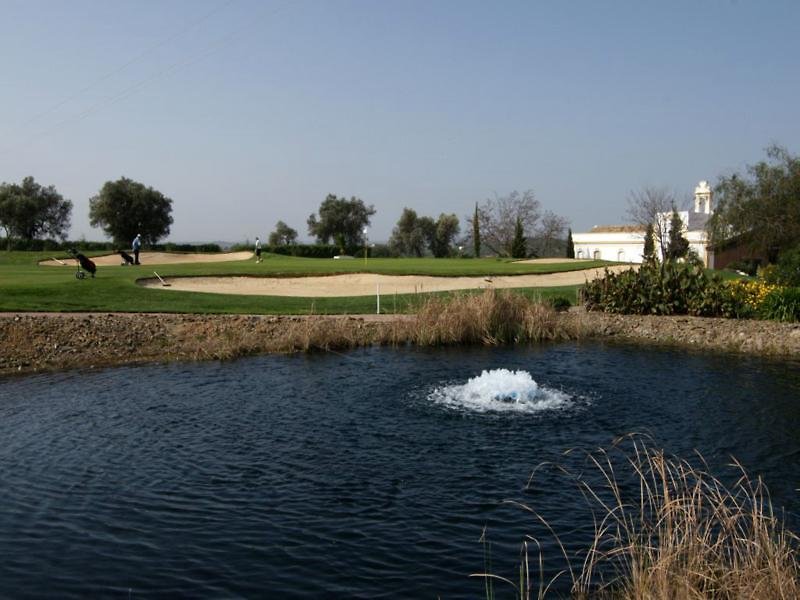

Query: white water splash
(429, 369), (572, 414)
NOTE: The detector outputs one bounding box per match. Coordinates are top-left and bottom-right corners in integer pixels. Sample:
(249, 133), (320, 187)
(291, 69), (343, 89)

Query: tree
(707, 145), (800, 263)
(510, 217), (527, 258)
(389, 208), (428, 257)
(0, 176), (72, 248)
(307, 194), (375, 251)
(642, 222), (657, 263)
(472, 202), (481, 258)
(430, 213), (460, 258)
(476, 190), (541, 256)
(268, 220), (298, 246)
(566, 228), (575, 258)
(626, 186), (681, 262)
(665, 209), (690, 261)
(89, 177), (173, 246)
(532, 210), (569, 257)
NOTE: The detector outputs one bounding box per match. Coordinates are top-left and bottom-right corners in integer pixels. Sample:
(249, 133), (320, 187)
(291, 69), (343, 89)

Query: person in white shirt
(132, 233), (142, 265)
(254, 237), (262, 262)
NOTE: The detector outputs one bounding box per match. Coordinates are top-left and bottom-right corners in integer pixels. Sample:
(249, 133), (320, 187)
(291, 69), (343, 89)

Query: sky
(2, 0), (799, 243)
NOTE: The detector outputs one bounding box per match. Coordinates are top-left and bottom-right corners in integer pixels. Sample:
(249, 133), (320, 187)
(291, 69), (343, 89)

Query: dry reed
(411, 289), (580, 346)
(167, 290), (583, 362)
(477, 434), (799, 599)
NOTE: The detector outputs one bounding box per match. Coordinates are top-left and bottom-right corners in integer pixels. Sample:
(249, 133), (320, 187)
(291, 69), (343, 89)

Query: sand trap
(139, 265), (634, 297)
(40, 251), (253, 267)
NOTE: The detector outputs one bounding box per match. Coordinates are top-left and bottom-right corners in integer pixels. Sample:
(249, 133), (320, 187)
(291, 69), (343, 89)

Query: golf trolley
(68, 249), (97, 279)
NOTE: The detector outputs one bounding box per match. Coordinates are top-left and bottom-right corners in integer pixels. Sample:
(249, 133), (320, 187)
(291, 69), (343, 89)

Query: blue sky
(2, 0), (798, 243)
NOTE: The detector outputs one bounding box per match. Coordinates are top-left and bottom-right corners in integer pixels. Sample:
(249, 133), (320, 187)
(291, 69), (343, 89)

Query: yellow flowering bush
(725, 280), (779, 314)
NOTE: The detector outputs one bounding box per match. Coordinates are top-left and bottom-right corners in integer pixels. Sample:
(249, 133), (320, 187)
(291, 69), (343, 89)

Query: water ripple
(0, 344), (798, 598)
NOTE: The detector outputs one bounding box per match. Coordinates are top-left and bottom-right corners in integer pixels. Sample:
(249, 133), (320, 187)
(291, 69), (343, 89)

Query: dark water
(0, 342), (799, 599)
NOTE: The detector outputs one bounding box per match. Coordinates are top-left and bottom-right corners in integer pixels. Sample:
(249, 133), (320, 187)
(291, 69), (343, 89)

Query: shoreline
(2, 311), (799, 377)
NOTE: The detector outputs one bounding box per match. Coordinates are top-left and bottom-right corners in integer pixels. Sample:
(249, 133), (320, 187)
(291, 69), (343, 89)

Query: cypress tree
(642, 222), (657, 263)
(473, 202), (481, 258)
(566, 228), (575, 258)
(510, 216), (527, 258)
(666, 209), (689, 261)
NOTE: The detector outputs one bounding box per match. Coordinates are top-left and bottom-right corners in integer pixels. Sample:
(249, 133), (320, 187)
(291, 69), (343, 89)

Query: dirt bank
(2, 311), (798, 377)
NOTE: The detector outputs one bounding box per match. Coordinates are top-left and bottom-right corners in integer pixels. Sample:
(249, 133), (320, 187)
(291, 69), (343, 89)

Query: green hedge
(0, 238), (221, 253)
(231, 243), (379, 258)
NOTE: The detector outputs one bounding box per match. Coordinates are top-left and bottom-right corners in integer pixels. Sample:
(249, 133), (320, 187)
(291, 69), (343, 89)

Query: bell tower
(694, 180), (712, 214)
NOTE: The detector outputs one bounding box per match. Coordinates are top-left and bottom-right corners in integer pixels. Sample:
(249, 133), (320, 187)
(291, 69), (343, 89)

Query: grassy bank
(0, 251), (600, 313)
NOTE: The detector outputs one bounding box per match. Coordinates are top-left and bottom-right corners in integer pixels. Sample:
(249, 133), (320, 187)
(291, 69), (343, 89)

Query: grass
(0, 250), (601, 314)
(476, 434), (799, 599)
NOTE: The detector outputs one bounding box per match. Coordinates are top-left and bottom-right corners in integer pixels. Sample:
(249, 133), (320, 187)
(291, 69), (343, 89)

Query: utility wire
(1, 0), (295, 157)
(3, 0), (236, 137)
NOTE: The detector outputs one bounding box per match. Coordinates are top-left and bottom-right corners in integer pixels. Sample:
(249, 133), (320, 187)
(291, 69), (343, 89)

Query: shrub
(762, 245), (800, 287)
(582, 262), (721, 316)
(547, 296), (572, 312)
(154, 242), (222, 253)
(760, 287), (800, 322)
(581, 262), (756, 318)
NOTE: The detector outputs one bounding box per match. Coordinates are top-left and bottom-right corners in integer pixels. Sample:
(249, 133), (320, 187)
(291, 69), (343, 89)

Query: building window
(593, 250), (601, 260)
(617, 249), (625, 262)
(576, 249), (584, 259)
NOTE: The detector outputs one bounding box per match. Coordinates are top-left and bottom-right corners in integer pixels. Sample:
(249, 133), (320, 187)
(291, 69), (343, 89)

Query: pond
(1, 342), (798, 598)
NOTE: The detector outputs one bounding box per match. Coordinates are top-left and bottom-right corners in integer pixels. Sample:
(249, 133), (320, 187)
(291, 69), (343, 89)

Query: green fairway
(0, 251), (604, 314)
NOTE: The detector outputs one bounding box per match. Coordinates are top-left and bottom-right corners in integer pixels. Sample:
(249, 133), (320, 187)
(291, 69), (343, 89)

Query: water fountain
(429, 368), (573, 413)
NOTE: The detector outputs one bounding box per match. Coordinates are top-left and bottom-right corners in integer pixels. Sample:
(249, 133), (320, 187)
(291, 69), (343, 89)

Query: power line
(2, 0), (236, 137)
(1, 0), (296, 157)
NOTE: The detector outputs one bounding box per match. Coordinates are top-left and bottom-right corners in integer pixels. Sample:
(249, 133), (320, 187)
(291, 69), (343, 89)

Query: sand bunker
(40, 251), (252, 267)
(139, 265), (632, 297)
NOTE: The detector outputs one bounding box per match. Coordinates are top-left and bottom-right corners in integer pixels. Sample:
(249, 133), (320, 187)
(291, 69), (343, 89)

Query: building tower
(694, 180), (712, 214)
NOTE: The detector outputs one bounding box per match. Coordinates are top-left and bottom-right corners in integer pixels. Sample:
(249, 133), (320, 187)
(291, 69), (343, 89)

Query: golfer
(132, 233), (142, 265)
(255, 237), (262, 263)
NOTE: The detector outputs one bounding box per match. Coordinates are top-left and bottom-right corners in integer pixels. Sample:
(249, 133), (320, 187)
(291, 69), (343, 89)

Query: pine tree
(472, 202), (481, 258)
(566, 228), (575, 258)
(642, 222), (657, 263)
(510, 217), (527, 258)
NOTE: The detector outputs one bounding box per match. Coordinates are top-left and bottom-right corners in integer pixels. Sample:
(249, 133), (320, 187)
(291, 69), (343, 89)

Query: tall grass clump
(412, 289), (578, 346)
(477, 435), (799, 599)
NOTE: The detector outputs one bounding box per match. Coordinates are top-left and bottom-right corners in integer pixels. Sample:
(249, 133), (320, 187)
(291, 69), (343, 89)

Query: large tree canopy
(268, 220), (298, 246)
(0, 176), (72, 246)
(471, 190), (541, 257)
(430, 213), (460, 258)
(465, 190), (567, 257)
(388, 209), (459, 257)
(707, 145), (800, 262)
(307, 194), (375, 250)
(389, 208), (430, 257)
(89, 177), (173, 246)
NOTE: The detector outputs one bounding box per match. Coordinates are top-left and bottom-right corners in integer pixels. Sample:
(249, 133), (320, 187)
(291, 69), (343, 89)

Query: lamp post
(363, 226), (369, 266)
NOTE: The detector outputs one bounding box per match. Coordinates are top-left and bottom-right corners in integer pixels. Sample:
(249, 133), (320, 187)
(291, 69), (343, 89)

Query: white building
(573, 181), (715, 266)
